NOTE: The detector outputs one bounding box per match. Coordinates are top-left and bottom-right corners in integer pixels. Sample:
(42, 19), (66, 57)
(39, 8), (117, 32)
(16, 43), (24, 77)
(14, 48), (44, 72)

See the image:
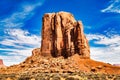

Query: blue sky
(0, 0), (120, 66)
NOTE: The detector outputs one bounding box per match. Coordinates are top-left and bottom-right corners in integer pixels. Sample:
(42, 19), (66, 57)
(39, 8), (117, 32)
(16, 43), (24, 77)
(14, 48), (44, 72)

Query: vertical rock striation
(41, 11), (90, 58)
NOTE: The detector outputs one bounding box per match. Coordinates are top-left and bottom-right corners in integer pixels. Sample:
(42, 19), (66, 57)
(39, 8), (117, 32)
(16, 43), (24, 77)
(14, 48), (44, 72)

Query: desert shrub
(18, 77), (30, 80)
(52, 76), (61, 80)
(65, 77), (75, 80)
(35, 77), (46, 80)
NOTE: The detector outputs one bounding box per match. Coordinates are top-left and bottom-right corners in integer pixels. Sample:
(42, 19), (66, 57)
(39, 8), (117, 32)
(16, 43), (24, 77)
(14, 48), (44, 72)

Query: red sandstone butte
(41, 12), (90, 58)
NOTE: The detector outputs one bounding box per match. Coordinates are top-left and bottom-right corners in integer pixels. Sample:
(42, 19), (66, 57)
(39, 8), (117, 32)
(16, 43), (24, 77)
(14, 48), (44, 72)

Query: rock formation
(0, 11), (120, 75)
(0, 59), (6, 68)
(113, 64), (120, 67)
(0, 59), (3, 65)
(41, 11), (90, 58)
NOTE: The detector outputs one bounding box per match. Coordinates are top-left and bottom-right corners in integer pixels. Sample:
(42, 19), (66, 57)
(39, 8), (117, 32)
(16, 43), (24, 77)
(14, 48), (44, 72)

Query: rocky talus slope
(0, 12), (120, 80)
(0, 48), (120, 79)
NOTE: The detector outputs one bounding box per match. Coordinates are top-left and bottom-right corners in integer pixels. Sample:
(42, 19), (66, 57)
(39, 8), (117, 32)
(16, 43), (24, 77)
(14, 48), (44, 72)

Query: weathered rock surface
(0, 59), (3, 65)
(0, 59), (6, 68)
(41, 11), (90, 58)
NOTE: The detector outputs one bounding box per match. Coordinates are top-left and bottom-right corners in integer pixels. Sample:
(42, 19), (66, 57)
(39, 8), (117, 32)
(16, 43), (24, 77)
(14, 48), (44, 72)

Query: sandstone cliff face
(41, 12), (90, 58)
(0, 59), (3, 65)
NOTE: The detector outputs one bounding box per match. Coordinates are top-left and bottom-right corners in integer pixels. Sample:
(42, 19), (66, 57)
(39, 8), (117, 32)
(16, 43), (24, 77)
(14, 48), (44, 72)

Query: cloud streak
(0, 2), (43, 28)
(101, 0), (120, 13)
(0, 1), (44, 66)
(86, 33), (120, 64)
(0, 29), (41, 66)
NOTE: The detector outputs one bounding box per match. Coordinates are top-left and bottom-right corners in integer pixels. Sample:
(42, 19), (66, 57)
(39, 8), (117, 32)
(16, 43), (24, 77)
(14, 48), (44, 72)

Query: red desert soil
(71, 54), (120, 74)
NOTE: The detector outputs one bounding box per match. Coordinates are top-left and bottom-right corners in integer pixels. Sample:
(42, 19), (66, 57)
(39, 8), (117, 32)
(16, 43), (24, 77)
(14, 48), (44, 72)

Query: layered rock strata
(41, 12), (90, 58)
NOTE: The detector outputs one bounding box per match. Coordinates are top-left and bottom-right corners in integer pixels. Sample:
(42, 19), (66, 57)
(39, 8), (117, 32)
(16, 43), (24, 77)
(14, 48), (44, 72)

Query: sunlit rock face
(0, 59), (6, 68)
(41, 11), (90, 58)
(0, 59), (3, 65)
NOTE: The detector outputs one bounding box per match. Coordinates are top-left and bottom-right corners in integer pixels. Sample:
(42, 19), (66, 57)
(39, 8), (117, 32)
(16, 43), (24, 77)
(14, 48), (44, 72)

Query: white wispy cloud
(0, 2), (43, 28)
(101, 0), (120, 13)
(0, 55), (26, 66)
(0, 29), (41, 66)
(3, 29), (41, 47)
(90, 47), (120, 64)
(87, 33), (120, 46)
(0, 1), (44, 66)
(86, 33), (120, 64)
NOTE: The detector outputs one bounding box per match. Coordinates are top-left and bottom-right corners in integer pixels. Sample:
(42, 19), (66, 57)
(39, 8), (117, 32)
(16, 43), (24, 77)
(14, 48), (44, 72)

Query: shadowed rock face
(41, 11), (90, 58)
